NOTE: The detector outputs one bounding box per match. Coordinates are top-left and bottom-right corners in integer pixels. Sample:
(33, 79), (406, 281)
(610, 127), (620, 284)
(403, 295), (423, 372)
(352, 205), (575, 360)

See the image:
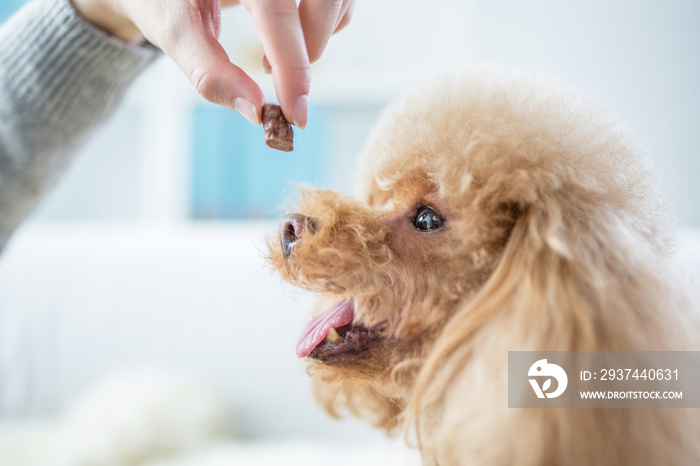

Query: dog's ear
(434, 174), (675, 354)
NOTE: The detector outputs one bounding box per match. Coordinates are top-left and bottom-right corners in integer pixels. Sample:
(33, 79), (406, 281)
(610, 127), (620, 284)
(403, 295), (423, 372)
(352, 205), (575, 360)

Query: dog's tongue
(296, 300), (354, 358)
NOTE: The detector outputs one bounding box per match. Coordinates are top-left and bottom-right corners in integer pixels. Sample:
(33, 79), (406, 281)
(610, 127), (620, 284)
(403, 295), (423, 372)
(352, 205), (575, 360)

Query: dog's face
(271, 173), (507, 363)
(268, 69), (670, 431)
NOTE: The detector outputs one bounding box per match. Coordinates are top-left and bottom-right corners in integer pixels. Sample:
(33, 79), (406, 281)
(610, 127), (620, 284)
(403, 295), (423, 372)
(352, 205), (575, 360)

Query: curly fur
(269, 67), (699, 465)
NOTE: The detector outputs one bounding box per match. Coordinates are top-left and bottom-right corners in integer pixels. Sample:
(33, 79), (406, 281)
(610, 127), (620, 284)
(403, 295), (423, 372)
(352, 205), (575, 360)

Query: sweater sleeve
(0, 0), (160, 251)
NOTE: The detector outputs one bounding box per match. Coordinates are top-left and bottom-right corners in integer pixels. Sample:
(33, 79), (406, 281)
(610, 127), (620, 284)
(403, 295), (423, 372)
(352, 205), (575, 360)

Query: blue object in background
(191, 104), (328, 219)
(0, 0), (26, 22)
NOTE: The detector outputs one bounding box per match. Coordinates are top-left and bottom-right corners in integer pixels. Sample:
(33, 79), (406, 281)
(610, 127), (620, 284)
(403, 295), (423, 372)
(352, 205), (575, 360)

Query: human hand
(71, 0), (354, 128)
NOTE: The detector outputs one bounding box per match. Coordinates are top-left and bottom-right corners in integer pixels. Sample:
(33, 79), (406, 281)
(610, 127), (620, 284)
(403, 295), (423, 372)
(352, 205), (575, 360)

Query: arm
(0, 0), (159, 251)
(0, 0), (353, 252)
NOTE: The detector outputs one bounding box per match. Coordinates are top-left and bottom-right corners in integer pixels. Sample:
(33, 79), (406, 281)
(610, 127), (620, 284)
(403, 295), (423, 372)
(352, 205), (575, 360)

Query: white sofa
(0, 222), (378, 436)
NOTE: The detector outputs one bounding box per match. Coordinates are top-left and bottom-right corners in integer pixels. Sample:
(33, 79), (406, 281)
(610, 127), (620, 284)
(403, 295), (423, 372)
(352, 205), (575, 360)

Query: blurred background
(0, 1), (699, 465)
(0, 0), (698, 224)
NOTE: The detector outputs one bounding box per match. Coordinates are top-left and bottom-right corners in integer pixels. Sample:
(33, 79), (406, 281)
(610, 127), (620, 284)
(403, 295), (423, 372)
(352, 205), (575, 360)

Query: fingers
(154, 0), (354, 129)
(263, 1), (353, 69)
(161, 18), (265, 124)
(241, 0), (310, 129)
(298, 0), (344, 63)
(334, 0), (353, 33)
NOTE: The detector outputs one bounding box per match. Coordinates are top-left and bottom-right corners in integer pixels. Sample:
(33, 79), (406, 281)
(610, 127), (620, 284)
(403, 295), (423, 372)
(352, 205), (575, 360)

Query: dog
(268, 68), (699, 465)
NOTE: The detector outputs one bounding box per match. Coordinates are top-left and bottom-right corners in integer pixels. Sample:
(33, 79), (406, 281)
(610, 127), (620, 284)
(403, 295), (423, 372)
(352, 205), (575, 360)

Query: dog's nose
(280, 213), (315, 259)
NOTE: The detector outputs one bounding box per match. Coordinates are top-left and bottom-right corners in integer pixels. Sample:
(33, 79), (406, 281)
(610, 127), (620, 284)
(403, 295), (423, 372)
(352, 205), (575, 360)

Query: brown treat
(261, 104), (294, 152)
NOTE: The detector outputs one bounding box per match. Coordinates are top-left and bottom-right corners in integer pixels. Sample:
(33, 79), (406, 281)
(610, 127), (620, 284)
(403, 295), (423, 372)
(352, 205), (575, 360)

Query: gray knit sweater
(0, 0), (159, 251)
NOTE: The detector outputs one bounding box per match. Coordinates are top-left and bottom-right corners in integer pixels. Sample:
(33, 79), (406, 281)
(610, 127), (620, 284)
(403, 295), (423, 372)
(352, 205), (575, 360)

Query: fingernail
(293, 95), (308, 129)
(234, 97), (259, 125)
(262, 55), (271, 75)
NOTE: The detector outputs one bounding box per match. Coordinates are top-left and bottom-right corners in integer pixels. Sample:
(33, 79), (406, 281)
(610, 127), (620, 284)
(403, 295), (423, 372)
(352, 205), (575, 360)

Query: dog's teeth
(327, 328), (342, 343)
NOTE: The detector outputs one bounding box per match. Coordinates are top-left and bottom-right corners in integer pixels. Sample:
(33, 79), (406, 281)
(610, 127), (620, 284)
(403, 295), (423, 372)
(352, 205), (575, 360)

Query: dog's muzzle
(279, 213), (315, 259)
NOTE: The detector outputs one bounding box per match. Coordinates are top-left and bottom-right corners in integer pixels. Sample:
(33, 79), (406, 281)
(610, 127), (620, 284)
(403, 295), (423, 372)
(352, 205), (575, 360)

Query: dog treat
(262, 104), (294, 152)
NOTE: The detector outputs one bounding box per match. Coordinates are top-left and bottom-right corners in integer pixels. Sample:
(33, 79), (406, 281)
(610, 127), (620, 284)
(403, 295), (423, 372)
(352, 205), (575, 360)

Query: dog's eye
(412, 206), (445, 232)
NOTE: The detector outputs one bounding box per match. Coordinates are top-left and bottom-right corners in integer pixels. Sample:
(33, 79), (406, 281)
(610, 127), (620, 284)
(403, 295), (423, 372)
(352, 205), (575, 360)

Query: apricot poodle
(269, 68), (699, 465)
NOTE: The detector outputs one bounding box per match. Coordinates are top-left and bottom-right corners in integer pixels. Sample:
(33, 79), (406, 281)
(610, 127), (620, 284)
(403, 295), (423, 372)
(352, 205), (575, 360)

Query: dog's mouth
(296, 300), (388, 366)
